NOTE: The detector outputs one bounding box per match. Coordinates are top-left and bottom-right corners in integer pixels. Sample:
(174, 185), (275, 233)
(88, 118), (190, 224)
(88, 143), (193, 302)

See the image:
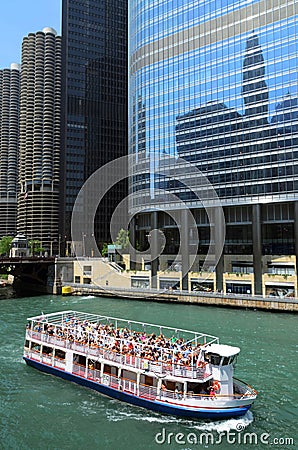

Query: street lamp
(82, 233), (86, 257)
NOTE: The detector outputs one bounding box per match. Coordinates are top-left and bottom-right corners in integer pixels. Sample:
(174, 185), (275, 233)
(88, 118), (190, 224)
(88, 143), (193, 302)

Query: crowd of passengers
(29, 316), (205, 367)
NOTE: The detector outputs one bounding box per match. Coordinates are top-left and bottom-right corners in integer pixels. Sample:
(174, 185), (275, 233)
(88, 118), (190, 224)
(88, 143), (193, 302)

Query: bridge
(0, 256), (57, 294)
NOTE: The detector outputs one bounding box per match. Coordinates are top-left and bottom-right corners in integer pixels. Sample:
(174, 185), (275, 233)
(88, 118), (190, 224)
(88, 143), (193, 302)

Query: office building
(17, 27), (62, 254)
(0, 63), (20, 237)
(129, 0), (298, 297)
(60, 0), (128, 252)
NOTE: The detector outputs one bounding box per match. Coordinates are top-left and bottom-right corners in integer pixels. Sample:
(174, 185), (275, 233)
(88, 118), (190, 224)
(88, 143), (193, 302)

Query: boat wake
(106, 406), (254, 431)
(106, 408), (180, 424)
(190, 410), (254, 432)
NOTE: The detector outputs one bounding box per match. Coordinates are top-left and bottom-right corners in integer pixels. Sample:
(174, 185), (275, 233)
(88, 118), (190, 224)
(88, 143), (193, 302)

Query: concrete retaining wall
(66, 283), (298, 313)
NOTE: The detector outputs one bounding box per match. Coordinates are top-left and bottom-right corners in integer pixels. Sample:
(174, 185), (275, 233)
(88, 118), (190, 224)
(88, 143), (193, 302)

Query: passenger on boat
(208, 386), (216, 398)
(175, 386), (183, 400)
(37, 315), (205, 370)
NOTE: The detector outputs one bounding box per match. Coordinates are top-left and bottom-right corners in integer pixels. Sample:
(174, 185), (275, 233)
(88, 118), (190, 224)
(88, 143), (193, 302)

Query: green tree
(101, 242), (108, 257)
(0, 236), (13, 256)
(0, 236), (13, 255)
(28, 240), (44, 256)
(115, 229), (130, 251)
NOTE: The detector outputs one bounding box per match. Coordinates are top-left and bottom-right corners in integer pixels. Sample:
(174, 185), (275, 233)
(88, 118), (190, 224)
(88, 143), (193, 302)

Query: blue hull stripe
(24, 357), (251, 419)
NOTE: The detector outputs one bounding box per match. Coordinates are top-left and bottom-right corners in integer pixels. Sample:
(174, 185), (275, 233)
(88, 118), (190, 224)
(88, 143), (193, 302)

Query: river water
(0, 293), (297, 450)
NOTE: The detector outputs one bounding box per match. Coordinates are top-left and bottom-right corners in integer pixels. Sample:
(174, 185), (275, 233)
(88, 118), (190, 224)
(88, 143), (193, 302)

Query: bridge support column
(252, 204), (263, 295)
(151, 211), (159, 289)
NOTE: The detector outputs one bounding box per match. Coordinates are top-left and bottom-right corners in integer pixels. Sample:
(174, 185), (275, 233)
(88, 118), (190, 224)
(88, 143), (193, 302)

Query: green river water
(0, 292), (297, 450)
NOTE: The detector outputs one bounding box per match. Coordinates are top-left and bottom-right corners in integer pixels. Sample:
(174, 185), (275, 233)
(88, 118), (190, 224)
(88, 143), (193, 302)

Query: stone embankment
(64, 283), (298, 313)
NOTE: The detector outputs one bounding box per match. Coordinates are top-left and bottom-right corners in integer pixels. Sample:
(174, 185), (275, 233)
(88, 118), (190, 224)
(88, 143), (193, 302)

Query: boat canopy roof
(204, 344), (240, 357)
(27, 310), (219, 346)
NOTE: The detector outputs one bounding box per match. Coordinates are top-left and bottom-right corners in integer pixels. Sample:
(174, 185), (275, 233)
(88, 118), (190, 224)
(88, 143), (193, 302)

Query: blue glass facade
(129, 0), (298, 295)
(130, 0), (298, 207)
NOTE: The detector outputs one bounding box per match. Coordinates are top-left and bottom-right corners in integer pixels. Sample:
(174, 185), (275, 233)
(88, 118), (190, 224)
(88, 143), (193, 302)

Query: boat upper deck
(26, 310), (220, 380)
(27, 310), (219, 348)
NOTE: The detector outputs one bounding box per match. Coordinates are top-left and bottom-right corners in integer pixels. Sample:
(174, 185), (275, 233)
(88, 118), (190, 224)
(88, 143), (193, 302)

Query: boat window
(123, 370), (137, 381)
(73, 353), (86, 366)
(42, 345), (53, 355)
(55, 349), (65, 360)
(144, 375), (153, 386)
(94, 361), (101, 370)
(24, 340), (30, 349)
(110, 366), (117, 376)
(206, 353), (221, 365)
(187, 382), (208, 395)
(104, 364), (111, 374)
(222, 356), (230, 366)
(165, 381), (176, 391)
(230, 355), (237, 365)
(31, 342), (41, 352)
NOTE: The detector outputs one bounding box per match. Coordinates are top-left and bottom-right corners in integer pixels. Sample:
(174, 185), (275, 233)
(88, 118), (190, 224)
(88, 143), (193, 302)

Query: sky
(0, 0), (61, 68)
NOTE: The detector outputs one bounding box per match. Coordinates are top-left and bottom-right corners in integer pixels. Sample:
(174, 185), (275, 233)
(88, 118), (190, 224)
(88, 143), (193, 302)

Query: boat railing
(27, 310), (219, 348)
(53, 356), (66, 370)
(26, 330), (212, 380)
(72, 362), (86, 378)
(233, 377), (258, 397)
(138, 383), (157, 400)
(80, 366), (254, 401)
(161, 390), (257, 402)
(72, 361), (256, 401)
(74, 365), (159, 400)
(24, 348), (67, 371)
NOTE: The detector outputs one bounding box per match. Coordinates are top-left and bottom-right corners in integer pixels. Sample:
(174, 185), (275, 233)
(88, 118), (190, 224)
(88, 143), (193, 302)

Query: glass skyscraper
(61, 0), (128, 252)
(129, 0), (298, 296)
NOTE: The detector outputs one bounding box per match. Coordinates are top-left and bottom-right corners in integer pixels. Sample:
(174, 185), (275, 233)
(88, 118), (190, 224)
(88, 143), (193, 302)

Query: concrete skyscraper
(17, 27), (62, 254)
(60, 0), (128, 253)
(0, 63), (21, 237)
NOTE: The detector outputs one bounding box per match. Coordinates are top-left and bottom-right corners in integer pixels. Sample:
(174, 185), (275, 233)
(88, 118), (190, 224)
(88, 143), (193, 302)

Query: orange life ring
(212, 381), (221, 391)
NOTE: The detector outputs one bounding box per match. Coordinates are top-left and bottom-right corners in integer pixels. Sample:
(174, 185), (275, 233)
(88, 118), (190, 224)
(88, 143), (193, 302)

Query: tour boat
(23, 310), (257, 419)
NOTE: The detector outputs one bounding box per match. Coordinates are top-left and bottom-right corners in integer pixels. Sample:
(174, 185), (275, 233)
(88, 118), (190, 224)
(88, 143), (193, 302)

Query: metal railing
(24, 348), (66, 370)
(26, 330), (211, 380)
(65, 281), (298, 303)
(70, 367), (256, 402)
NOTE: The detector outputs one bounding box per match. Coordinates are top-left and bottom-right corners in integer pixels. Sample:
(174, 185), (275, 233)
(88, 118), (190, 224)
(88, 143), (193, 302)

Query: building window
(83, 265), (92, 275)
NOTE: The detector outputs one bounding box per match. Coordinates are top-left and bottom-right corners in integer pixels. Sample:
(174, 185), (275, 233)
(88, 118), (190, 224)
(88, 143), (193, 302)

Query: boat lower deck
(24, 356), (251, 419)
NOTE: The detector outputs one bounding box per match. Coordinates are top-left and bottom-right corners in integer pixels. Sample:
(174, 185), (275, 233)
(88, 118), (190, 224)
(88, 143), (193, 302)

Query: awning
(159, 278), (180, 282)
(190, 278), (214, 282)
(131, 276), (149, 280)
(267, 262), (295, 266)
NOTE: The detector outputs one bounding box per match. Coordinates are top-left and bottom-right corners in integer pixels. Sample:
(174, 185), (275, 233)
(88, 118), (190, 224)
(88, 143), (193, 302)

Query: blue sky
(0, 0), (61, 68)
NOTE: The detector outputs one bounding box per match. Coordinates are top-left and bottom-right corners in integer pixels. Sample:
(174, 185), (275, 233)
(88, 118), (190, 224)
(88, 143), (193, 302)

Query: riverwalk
(64, 283), (298, 313)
